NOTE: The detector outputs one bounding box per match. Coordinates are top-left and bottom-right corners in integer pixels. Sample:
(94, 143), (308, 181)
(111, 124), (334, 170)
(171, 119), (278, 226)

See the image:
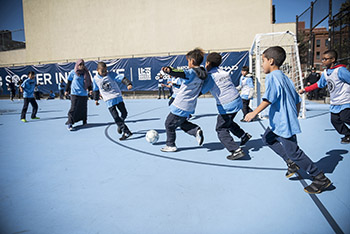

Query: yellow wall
(0, 0), (295, 66)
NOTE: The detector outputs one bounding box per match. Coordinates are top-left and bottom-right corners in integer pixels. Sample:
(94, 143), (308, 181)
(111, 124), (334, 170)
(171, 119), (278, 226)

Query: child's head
(186, 48), (204, 68)
(262, 46), (286, 74)
(322, 50), (337, 68)
(97, 62), (108, 77)
(28, 71), (35, 79)
(205, 52), (222, 71)
(241, 66), (249, 76)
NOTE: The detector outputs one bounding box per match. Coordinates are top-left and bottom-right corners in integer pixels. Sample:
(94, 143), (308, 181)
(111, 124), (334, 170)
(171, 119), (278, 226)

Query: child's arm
(244, 100), (271, 122)
(92, 79), (100, 105)
(115, 74), (132, 90)
(299, 73), (327, 94)
(65, 71), (74, 95)
(162, 67), (186, 79)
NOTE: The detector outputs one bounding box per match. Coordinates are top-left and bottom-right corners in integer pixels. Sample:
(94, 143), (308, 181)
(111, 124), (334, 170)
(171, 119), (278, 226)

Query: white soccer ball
(145, 129), (159, 144)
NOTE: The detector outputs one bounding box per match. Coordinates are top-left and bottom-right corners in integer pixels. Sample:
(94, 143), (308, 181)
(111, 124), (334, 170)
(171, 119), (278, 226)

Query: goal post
(249, 31), (306, 119)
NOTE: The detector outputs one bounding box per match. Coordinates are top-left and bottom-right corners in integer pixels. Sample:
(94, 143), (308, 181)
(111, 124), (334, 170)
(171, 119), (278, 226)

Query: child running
(93, 62), (133, 140)
(245, 46), (331, 194)
(160, 48), (207, 152)
(236, 66), (254, 121)
(299, 50), (350, 144)
(20, 71), (40, 122)
(202, 52), (251, 160)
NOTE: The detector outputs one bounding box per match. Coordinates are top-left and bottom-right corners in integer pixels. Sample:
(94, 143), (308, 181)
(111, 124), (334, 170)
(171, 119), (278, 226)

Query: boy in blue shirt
(93, 62), (133, 140)
(58, 80), (66, 99)
(245, 46), (331, 194)
(160, 48), (207, 152)
(20, 71), (40, 122)
(300, 50), (350, 144)
(202, 52), (251, 160)
(236, 66), (254, 121)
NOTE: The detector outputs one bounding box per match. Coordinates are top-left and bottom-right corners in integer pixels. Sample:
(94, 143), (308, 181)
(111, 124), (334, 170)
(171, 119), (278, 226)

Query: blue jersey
(263, 70), (302, 138)
(67, 70), (88, 96)
(21, 78), (35, 98)
(317, 66), (350, 113)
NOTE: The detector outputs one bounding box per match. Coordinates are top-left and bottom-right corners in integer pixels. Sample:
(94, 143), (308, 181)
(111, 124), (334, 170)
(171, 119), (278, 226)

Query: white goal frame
(249, 31), (306, 119)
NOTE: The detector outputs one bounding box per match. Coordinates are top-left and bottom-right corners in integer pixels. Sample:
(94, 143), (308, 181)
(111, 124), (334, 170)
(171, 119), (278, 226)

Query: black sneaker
(240, 119), (246, 122)
(119, 132), (133, 141)
(285, 161), (300, 178)
(227, 148), (245, 160)
(341, 136), (350, 144)
(240, 133), (252, 146)
(304, 172), (332, 194)
(117, 126), (122, 134)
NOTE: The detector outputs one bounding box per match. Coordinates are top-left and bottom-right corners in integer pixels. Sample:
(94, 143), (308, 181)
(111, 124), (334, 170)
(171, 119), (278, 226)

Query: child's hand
(95, 101), (99, 106)
(244, 112), (256, 122)
(127, 85), (132, 90)
(298, 89), (305, 94)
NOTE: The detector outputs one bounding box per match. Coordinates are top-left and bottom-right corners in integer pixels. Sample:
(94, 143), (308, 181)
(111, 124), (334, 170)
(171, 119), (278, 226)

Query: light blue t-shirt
(67, 70), (88, 96)
(93, 72), (124, 108)
(317, 66), (350, 113)
(21, 78), (35, 98)
(263, 70), (302, 138)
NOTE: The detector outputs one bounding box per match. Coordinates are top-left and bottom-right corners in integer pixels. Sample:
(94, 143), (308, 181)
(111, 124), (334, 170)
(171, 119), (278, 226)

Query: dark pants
(10, 89), (16, 100)
(331, 108), (350, 136)
(108, 102), (131, 134)
(21, 98), (38, 119)
(158, 87), (165, 99)
(242, 99), (253, 117)
(59, 90), (65, 99)
(262, 127), (321, 177)
(165, 112), (200, 147)
(308, 89), (320, 100)
(67, 95), (88, 125)
(216, 112), (245, 152)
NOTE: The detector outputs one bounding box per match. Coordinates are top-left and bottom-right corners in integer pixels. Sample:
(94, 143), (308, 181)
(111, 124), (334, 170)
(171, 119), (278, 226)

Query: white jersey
(93, 74), (122, 101)
(324, 68), (350, 105)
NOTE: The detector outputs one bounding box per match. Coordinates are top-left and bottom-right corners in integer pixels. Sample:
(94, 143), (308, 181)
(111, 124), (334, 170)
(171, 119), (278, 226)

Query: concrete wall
(0, 0), (295, 66)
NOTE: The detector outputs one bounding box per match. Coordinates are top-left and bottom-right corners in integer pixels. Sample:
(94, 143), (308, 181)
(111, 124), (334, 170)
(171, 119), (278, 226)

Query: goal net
(249, 31), (306, 119)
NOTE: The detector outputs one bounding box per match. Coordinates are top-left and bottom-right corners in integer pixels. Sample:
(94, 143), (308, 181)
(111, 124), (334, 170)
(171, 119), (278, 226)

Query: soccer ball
(145, 129), (159, 144)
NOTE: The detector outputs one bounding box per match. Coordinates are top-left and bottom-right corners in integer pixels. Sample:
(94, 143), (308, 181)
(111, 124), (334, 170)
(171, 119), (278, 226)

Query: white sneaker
(196, 129), (204, 146)
(160, 146), (177, 152)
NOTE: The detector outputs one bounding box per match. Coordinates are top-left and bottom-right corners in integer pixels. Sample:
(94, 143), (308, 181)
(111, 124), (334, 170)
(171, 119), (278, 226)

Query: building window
(316, 39), (320, 47)
(316, 64), (321, 71)
(316, 51), (320, 59)
(325, 39), (329, 47)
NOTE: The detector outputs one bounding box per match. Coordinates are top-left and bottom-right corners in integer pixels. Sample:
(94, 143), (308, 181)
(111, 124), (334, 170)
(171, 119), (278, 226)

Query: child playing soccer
(236, 66), (254, 121)
(202, 52), (251, 160)
(20, 71), (40, 122)
(160, 48), (207, 152)
(93, 62), (133, 140)
(299, 50), (350, 144)
(245, 46), (331, 194)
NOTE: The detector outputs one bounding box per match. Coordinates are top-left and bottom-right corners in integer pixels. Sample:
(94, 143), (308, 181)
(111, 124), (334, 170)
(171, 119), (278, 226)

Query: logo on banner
(138, 67), (151, 80)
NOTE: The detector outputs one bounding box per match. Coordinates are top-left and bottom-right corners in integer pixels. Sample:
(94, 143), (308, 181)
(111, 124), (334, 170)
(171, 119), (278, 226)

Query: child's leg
(165, 113), (186, 147)
(262, 128), (289, 162)
(29, 98), (38, 118)
(116, 102), (128, 121)
(216, 114), (240, 152)
(242, 99), (249, 117)
(180, 119), (200, 137)
(330, 109), (350, 136)
(229, 113), (245, 138)
(21, 98), (30, 119)
(108, 105), (130, 134)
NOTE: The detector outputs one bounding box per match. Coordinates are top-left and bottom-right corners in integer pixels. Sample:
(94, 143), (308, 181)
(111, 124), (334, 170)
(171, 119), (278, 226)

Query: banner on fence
(0, 51), (249, 95)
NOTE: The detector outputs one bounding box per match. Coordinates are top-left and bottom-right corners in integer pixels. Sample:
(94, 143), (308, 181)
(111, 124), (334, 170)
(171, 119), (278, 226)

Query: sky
(0, 0), (346, 42)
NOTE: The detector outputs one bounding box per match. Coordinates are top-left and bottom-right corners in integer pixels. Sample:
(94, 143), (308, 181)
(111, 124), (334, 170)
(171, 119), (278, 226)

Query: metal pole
(328, 0), (332, 50)
(309, 1), (314, 69)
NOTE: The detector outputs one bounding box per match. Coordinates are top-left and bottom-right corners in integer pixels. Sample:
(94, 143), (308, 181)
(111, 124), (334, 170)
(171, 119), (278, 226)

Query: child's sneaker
(117, 126), (122, 134)
(119, 132), (133, 141)
(21, 119), (27, 123)
(285, 160), (300, 178)
(341, 136), (350, 144)
(67, 124), (74, 131)
(240, 133), (252, 146)
(227, 148), (245, 160)
(196, 129), (204, 146)
(31, 117), (40, 120)
(160, 145), (177, 152)
(304, 172), (332, 194)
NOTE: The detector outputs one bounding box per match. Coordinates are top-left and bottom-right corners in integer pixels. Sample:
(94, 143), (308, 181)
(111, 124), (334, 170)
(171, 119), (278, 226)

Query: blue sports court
(0, 98), (349, 234)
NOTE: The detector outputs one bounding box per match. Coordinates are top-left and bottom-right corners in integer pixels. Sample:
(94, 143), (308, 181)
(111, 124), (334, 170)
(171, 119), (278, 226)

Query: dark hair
(323, 49), (338, 62)
(28, 71), (35, 76)
(263, 46), (286, 67)
(97, 61), (107, 68)
(241, 66), (249, 72)
(206, 52), (222, 68)
(186, 48), (204, 66)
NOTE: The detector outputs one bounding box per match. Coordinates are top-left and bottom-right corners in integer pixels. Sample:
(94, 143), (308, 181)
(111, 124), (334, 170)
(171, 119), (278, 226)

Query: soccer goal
(249, 31), (306, 119)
